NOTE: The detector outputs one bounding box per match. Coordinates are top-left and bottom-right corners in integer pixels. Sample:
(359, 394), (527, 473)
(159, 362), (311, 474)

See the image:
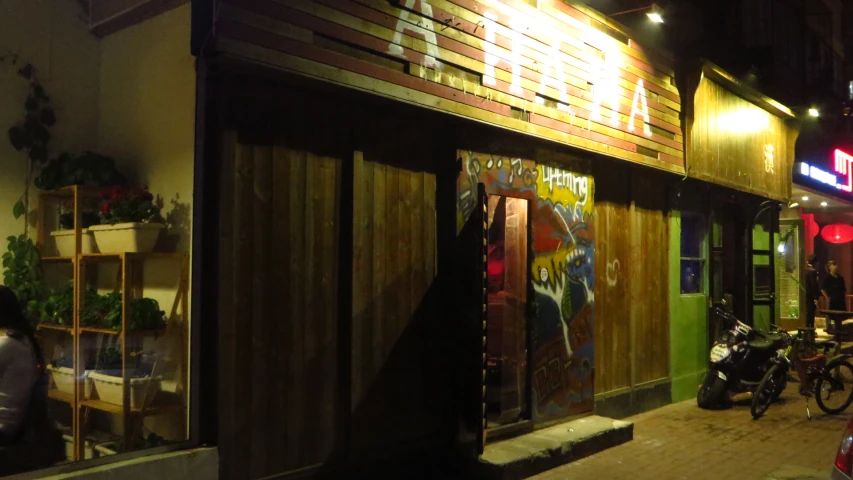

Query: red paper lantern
(821, 223), (853, 244)
(807, 215), (820, 238)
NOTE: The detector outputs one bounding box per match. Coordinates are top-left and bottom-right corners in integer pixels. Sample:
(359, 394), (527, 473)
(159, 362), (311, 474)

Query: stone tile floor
(532, 384), (851, 480)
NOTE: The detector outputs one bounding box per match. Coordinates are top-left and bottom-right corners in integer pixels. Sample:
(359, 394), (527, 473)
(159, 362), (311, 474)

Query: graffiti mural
(457, 151), (595, 423)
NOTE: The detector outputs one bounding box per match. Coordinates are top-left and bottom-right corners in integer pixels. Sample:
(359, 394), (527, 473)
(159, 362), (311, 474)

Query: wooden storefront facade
(667, 60), (799, 402)
(195, 0), (683, 477)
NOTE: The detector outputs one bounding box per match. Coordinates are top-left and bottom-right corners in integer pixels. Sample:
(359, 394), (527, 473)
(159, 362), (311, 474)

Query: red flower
(102, 203), (110, 215)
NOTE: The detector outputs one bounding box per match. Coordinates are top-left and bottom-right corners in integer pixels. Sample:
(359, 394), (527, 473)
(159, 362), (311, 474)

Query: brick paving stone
(530, 384), (850, 479)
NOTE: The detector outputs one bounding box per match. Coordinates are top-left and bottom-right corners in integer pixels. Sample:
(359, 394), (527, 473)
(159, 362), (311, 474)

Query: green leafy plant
(35, 152), (127, 192)
(1, 54), (55, 224)
(99, 185), (163, 225)
(80, 289), (122, 330)
(1, 235), (45, 324)
(80, 289), (166, 332)
(42, 280), (74, 326)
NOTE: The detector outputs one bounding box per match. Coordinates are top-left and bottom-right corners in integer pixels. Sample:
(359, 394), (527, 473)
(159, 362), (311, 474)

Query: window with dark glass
(681, 214), (706, 294)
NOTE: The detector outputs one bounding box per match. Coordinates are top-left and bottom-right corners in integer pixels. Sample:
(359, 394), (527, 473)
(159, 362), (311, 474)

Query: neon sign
(798, 149), (853, 193)
(835, 149), (853, 192)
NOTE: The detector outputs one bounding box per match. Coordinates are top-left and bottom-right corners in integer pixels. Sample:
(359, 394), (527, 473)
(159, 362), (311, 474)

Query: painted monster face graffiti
(457, 151), (595, 423)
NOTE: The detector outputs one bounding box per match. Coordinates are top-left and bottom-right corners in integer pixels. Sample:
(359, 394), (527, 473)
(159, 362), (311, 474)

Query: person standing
(805, 254), (820, 329)
(822, 260), (848, 331)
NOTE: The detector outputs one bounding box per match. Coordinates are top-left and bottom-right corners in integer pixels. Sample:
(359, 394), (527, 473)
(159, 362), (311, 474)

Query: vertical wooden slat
(385, 165), (400, 350)
(250, 145), (272, 478)
(218, 131), (237, 478)
(232, 143), (255, 479)
(304, 152), (321, 462)
(410, 170), (425, 306)
(268, 146), (291, 473)
(424, 173), (437, 283)
(352, 151), (374, 409)
(371, 162), (386, 373)
(286, 149), (306, 468)
(318, 153), (339, 457)
(397, 167), (412, 334)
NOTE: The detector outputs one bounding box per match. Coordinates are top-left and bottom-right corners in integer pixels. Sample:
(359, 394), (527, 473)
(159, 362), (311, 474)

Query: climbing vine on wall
(0, 53), (56, 233)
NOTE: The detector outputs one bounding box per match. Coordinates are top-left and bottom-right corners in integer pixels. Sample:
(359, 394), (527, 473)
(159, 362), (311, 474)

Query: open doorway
(485, 195), (531, 435)
(710, 203), (747, 342)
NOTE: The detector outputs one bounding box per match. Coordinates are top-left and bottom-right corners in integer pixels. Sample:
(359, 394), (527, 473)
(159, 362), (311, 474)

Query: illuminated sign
(835, 149), (853, 192)
(797, 149), (853, 194)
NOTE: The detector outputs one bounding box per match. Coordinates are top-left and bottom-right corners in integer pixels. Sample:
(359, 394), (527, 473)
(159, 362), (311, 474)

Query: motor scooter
(697, 307), (789, 409)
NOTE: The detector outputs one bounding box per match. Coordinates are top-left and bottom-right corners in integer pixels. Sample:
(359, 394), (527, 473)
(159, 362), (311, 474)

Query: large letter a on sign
(388, 0), (440, 69)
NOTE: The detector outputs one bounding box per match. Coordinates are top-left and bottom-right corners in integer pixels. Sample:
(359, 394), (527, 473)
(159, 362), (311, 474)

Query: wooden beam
(89, 0), (188, 37)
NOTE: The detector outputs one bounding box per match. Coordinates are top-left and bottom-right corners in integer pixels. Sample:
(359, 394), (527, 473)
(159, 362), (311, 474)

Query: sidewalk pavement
(532, 384), (849, 480)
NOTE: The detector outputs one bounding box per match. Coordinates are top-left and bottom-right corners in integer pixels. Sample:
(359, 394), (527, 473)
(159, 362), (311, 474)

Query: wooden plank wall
(219, 133), (342, 479)
(350, 147), (439, 454)
(213, 0), (684, 174)
(688, 77), (794, 202)
(593, 167), (669, 397)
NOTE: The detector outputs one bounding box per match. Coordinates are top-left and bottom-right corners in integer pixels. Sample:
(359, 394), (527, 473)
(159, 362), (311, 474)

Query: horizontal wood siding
(213, 0), (684, 173)
(219, 133), (341, 479)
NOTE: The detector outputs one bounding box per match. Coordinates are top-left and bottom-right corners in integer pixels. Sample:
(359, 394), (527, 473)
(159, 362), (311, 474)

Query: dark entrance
(485, 195), (531, 438)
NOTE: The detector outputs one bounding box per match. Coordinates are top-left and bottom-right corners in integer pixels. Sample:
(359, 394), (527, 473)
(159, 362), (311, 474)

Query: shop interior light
(808, 108), (820, 117)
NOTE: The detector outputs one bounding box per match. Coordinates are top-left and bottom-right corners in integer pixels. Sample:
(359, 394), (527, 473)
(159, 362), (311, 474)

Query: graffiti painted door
(455, 181), (488, 454)
(458, 151), (595, 429)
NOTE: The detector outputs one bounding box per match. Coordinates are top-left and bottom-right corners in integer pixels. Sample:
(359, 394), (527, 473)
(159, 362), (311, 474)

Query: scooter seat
(748, 334), (785, 351)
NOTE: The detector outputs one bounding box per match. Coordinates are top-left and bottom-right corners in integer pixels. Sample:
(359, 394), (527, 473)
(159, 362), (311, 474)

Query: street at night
(533, 384), (848, 480)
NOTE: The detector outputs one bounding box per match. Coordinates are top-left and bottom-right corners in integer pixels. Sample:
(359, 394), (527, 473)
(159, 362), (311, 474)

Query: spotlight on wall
(808, 108), (820, 117)
(609, 3), (664, 24)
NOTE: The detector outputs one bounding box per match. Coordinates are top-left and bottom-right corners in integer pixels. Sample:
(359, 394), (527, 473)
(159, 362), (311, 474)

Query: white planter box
(89, 223), (165, 253)
(89, 371), (161, 409)
(63, 435), (94, 461)
(51, 229), (97, 256)
(49, 366), (94, 398)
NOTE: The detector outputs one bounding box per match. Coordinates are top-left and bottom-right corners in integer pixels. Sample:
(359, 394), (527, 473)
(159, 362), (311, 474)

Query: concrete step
(475, 415), (633, 479)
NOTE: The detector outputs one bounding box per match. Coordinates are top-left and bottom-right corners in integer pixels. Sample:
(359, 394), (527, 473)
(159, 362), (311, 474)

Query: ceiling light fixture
(808, 108), (820, 117)
(802, 196), (810, 201)
(822, 201), (829, 207)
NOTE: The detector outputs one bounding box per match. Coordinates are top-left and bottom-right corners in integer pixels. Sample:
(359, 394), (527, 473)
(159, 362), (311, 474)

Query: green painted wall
(669, 209), (710, 402)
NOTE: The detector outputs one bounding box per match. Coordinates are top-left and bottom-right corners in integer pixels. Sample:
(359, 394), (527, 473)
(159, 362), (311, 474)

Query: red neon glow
(835, 149), (853, 192)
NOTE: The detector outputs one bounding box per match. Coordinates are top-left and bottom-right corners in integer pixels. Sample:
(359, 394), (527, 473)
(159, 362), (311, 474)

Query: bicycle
(751, 329), (853, 419)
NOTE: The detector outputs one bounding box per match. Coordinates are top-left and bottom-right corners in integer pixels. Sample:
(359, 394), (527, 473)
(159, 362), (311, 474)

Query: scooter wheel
(697, 372), (728, 409)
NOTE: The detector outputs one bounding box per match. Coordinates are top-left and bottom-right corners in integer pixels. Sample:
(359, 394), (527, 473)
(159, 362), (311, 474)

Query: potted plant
(89, 185), (164, 253)
(41, 280), (74, 326)
(88, 344), (160, 409)
(79, 289), (167, 333)
(51, 200), (100, 256)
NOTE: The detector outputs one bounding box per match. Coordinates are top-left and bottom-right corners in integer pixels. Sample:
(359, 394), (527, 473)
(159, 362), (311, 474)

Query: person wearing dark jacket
(822, 260), (848, 331)
(805, 254), (820, 329)
(0, 286), (64, 475)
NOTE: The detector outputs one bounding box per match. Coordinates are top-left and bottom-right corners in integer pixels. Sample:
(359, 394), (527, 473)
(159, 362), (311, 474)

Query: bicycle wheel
(752, 365), (783, 419)
(816, 360), (853, 414)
